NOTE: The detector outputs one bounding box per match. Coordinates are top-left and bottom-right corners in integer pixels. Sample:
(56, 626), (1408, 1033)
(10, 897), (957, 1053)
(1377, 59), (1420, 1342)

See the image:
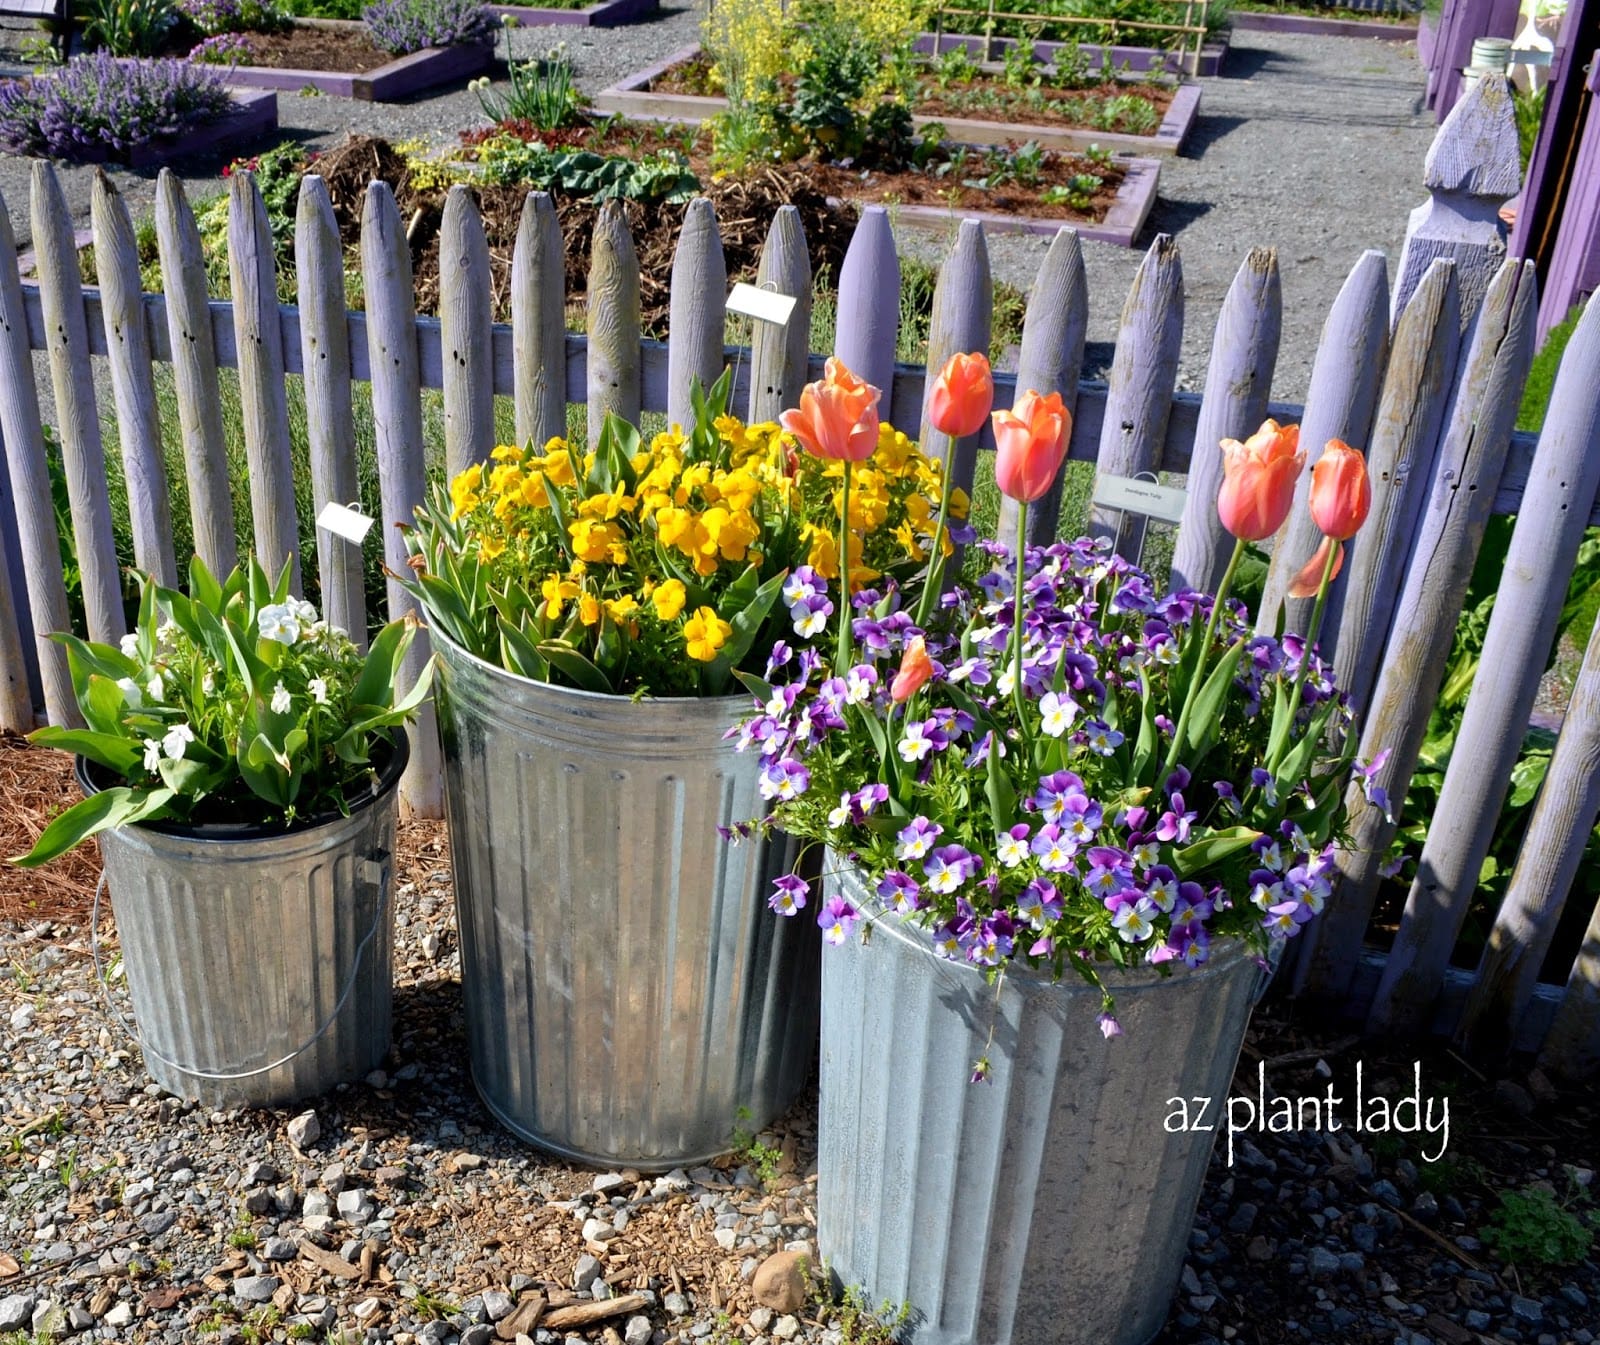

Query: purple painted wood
(1169, 247), (1282, 595)
(834, 208), (900, 400)
(1533, 51), (1600, 341)
(1230, 9), (1418, 39)
(998, 227), (1089, 549)
(0, 426), (39, 716)
(1418, 8), (1436, 65)
(912, 30), (1229, 76)
(1291, 258), (1537, 1005)
(126, 92), (277, 169)
(1394, 73), (1520, 330)
(490, 0), (658, 27)
(920, 220), (992, 509)
(1367, 283), (1599, 1035)
(1087, 234), (1184, 560)
(1257, 251), (1390, 642)
(1430, 0), (1521, 116)
(667, 198), (727, 432)
(223, 23), (493, 100)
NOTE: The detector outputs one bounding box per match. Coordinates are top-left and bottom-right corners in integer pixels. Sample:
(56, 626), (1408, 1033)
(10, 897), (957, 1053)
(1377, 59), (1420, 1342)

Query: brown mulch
(0, 732), (100, 925)
(233, 23), (399, 74)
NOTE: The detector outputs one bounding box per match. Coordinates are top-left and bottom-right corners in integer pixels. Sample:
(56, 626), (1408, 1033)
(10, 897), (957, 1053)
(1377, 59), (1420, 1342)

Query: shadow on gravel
(1143, 197), (1215, 242)
(1180, 113), (1249, 156)
(1212, 43), (1303, 79)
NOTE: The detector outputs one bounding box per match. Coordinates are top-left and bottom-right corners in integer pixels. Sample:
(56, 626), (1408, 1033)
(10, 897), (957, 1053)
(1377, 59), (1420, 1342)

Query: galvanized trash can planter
(433, 627), (820, 1170)
(82, 734), (407, 1111)
(817, 860), (1261, 1345)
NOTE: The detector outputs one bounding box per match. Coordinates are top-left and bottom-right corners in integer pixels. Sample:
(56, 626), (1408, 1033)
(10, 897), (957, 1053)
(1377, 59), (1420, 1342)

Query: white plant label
(317, 501), (375, 544)
(726, 283), (797, 326)
(1092, 473), (1188, 525)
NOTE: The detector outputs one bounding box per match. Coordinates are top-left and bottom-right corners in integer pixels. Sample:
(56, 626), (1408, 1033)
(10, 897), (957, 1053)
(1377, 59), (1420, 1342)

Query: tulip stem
(913, 453), (957, 630)
(1161, 534), (1246, 784)
(1276, 539), (1340, 769)
(1011, 500), (1028, 727)
(836, 460), (853, 675)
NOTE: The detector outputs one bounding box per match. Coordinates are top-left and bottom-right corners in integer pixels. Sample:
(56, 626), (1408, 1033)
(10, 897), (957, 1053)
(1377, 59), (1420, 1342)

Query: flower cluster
(362, 0), (495, 55)
(189, 31), (254, 63)
(14, 557), (432, 866)
(178, 0), (283, 35)
(404, 372), (965, 698)
(0, 52), (234, 161)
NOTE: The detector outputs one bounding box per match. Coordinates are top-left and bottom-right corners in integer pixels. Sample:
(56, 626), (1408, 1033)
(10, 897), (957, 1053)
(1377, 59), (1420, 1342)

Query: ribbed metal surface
(93, 758), (401, 1110)
(435, 630), (819, 1170)
(818, 862), (1259, 1345)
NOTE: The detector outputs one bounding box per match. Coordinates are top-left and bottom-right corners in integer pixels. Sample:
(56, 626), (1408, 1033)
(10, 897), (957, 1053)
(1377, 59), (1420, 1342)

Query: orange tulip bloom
(991, 390), (1070, 503)
(1215, 419), (1304, 542)
(779, 357), (882, 462)
(927, 351), (994, 439)
(890, 636), (934, 702)
(1289, 439), (1372, 598)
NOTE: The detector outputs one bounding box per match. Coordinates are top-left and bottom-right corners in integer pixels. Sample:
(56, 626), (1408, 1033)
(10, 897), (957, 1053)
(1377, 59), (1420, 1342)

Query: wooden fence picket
(1332, 257), (1461, 714)
(1367, 291), (1600, 1034)
(1086, 234), (1183, 560)
(32, 161), (124, 645)
(90, 171), (177, 590)
(511, 191), (567, 452)
(0, 530), (28, 732)
(154, 169), (237, 580)
(999, 226), (1089, 549)
(295, 175), (367, 652)
(1542, 888), (1600, 1078)
(833, 206), (899, 399)
(747, 205), (812, 425)
(668, 198), (728, 432)
(361, 181), (441, 817)
(586, 200), (642, 448)
(1169, 247), (1280, 595)
(1257, 250), (1390, 642)
(920, 219), (992, 507)
(0, 189), (74, 726)
(440, 185), (496, 481)
(227, 169), (300, 593)
(1292, 258), (1537, 1004)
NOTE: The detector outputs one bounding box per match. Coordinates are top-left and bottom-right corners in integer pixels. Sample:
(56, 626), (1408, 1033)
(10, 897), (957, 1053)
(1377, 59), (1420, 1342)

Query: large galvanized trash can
(83, 735), (406, 1111)
(818, 861), (1260, 1345)
(435, 629), (820, 1170)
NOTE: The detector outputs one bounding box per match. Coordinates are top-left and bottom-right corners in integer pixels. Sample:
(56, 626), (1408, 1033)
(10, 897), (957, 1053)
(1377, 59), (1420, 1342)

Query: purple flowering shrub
(0, 52), (236, 161)
(736, 535), (1389, 1034)
(178, 0), (286, 34)
(362, 0), (495, 54)
(189, 31), (254, 62)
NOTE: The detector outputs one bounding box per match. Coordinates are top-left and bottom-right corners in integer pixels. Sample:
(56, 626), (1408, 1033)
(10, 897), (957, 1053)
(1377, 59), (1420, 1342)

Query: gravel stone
(262, 1237), (297, 1261)
(1512, 1296), (1545, 1325)
(482, 1289), (514, 1321)
(232, 1276), (280, 1303)
(287, 1111), (321, 1148)
(573, 1254), (601, 1292)
(1307, 1247), (1340, 1278)
(0, 1295), (35, 1332)
(461, 1326), (494, 1345)
(103, 1302), (134, 1327)
(663, 1292), (690, 1316)
(625, 1316), (653, 1345)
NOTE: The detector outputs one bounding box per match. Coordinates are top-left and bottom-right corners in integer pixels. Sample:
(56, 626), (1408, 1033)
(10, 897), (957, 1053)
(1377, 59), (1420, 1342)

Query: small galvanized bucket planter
(434, 629), (820, 1170)
(83, 734), (407, 1110)
(818, 859), (1261, 1345)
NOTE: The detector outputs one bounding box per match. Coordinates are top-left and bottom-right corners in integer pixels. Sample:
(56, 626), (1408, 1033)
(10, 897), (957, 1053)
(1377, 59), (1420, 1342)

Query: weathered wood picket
(0, 77), (1597, 1075)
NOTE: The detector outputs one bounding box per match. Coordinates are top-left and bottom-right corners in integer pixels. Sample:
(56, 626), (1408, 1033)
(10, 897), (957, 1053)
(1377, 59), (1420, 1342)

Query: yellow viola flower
(683, 606), (731, 662)
(656, 506), (693, 549)
(949, 486), (972, 519)
(570, 519), (624, 564)
(578, 593), (601, 627)
(477, 532), (507, 561)
(519, 472), (550, 509)
(540, 572), (577, 621)
(491, 444), (523, 463)
(541, 444), (578, 487)
(449, 463), (484, 521)
(652, 578), (687, 621)
(489, 462), (524, 498)
(604, 594), (640, 624)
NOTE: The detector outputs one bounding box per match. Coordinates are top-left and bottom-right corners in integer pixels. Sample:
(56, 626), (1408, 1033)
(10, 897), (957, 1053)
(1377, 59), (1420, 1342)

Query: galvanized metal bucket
(82, 734), (406, 1110)
(818, 859), (1260, 1345)
(433, 628), (820, 1170)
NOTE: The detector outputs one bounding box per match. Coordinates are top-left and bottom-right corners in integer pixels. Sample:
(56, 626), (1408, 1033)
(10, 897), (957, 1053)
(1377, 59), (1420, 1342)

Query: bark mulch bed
(0, 733), (100, 925)
(229, 23), (398, 74)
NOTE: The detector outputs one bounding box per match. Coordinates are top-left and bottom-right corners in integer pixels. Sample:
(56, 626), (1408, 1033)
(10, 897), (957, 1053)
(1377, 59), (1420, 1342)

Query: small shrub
(1483, 1185), (1594, 1269)
(81, 0), (182, 56)
(189, 31), (253, 62)
(473, 39), (582, 130)
(362, 0), (495, 55)
(0, 51), (235, 161)
(178, 0), (287, 34)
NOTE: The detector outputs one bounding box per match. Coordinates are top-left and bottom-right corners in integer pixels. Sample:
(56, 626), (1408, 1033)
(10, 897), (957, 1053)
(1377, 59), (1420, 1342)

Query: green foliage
(1518, 303), (1584, 434)
(1513, 83), (1544, 174)
(473, 37), (583, 130)
(280, 0), (363, 15)
(1483, 1185), (1595, 1269)
(80, 0), (180, 56)
(475, 136), (700, 205)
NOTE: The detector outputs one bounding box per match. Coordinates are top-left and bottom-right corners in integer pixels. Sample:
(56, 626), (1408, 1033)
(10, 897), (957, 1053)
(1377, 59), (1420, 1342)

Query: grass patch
(1517, 303), (1584, 435)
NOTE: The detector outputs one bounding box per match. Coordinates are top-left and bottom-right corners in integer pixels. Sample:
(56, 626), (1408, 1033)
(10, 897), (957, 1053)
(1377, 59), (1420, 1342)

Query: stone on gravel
(287, 1110), (320, 1147)
(572, 1254), (601, 1292)
(67, 1304), (94, 1331)
(30, 1301), (64, 1336)
(752, 1251), (809, 1314)
(139, 1210), (177, 1235)
(461, 1326), (495, 1345)
(583, 1217), (619, 1242)
(713, 1227), (738, 1250)
(1307, 1247), (1340, 1278)
(0, 1296), (36, 1332)
(320, 1162), (348, 1194)
(773, 1315), (800, 1341)
(593, 1173), (629, 1195)
(233, 1276), (280, 1303)
(482, 1289), (514, 1321)
(662, 1292), (689, 1316)
(1511, 1296), (1545, 1324)
(262, 1237), (297, 1261)
(336, 1189), (375, 1224)
(624, 1316), (652, 1345)
(103, 1302), (133, 1327)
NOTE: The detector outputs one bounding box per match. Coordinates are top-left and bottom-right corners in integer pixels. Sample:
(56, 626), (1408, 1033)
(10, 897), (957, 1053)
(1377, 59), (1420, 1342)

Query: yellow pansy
(477, 532), (506, 562)
(683, 606), (731, 662)
(540, 572), (577, 621)
(652, 578), (687, 621)
(491, 444), (522, 463)
(449, 463), (483, 521)
(519, 472), (550, 509)
(570, 519), (625, 564)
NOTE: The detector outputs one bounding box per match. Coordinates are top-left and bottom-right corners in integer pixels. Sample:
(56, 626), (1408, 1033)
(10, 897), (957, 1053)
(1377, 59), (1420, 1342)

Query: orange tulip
(779, 357), (881, 462)
(1215, 419), (1304, 542)
(1288, 439), (1372, 598)
(890, 636), (934, 703)
(991, 390), (1070, 503)
(927, 351), (994, 439)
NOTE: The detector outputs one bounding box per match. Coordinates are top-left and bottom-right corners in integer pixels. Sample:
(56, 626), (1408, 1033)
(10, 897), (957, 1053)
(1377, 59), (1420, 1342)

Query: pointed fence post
(920, 220), (992, 509)
(512, 191), (567, 452)
(1333, 258), (1461, 715)
(1394, 73), (1521, 330)
(228, 169), (300, 592)
(586, 200), (641, 447)
(154, 168), (237, 580)
(1541, 893), (1600, 1078)
(1258, 250), (1389, 641)
(362, 181), (442, 819)
(999, 227), (1088, 548)
(440, 185), (496, 481)
(747, 205), (812, 425)
(1291, 259), (1537, 1005)
(1169, 247), (1281, 595)
(296, 175), (366, 652)
(668, 198), (727, 431)
(1087, 234), (1183, 561)
(0, 455), (37, 714)
(833, 207), (899, 398)
(32, 161), (124, 645)
(91, 171), (177, 589)
(0, 190), (73, 726)
(1367, 286), (1600, 1034)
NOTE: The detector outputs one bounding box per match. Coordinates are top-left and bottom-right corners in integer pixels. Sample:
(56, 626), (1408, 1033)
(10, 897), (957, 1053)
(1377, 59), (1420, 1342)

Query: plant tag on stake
(317, 502), (375, 545)
(1092, 472), (1188, 525)
(726, 282), (797, 327)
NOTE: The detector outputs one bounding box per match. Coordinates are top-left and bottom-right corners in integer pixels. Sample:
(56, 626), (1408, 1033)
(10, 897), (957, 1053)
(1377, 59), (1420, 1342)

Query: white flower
(142, 738), (162, 773)
(1038, 691), (1078, 738)
(147, 672), (164, 701)
(270, 682), (292, 714)
(162, 723), (195, 761)
(115, 678), (143, 710)
(287, 596), (319, 626)
(201, 670), (216, 695)
(257, 604), (301, 645)
(156, 621), (177, 648)
(309, 678), (328, 706)
(119, 633), (139, 657)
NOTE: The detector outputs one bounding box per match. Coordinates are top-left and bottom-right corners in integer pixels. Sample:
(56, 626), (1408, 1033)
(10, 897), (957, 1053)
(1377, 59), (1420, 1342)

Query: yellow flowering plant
(400, 372), (968, 698)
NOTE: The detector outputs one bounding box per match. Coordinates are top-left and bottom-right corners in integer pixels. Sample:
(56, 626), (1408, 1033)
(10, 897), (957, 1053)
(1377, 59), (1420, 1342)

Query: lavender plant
(178, 0), (286, 33)
(362, 0), (495, 54)
(0, 52), (235, 161)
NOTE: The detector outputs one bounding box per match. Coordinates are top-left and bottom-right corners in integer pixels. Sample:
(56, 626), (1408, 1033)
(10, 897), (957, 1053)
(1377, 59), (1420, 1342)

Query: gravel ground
(0, 12), (1439, 403)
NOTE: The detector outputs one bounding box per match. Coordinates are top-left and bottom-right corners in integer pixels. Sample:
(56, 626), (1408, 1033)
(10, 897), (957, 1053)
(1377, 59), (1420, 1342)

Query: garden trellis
(0, 75), (1597, 1077)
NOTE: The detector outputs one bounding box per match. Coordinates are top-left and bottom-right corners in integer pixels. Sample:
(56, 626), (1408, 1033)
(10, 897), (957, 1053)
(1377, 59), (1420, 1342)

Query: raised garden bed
(1230, 8), (1419, 39)
(593, 46), (1201, 158)
(487, 0), (658, 27)
(215, 18), (493, 101)
(913, 30), (1229, 77)
(131, 89), (279, 167)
